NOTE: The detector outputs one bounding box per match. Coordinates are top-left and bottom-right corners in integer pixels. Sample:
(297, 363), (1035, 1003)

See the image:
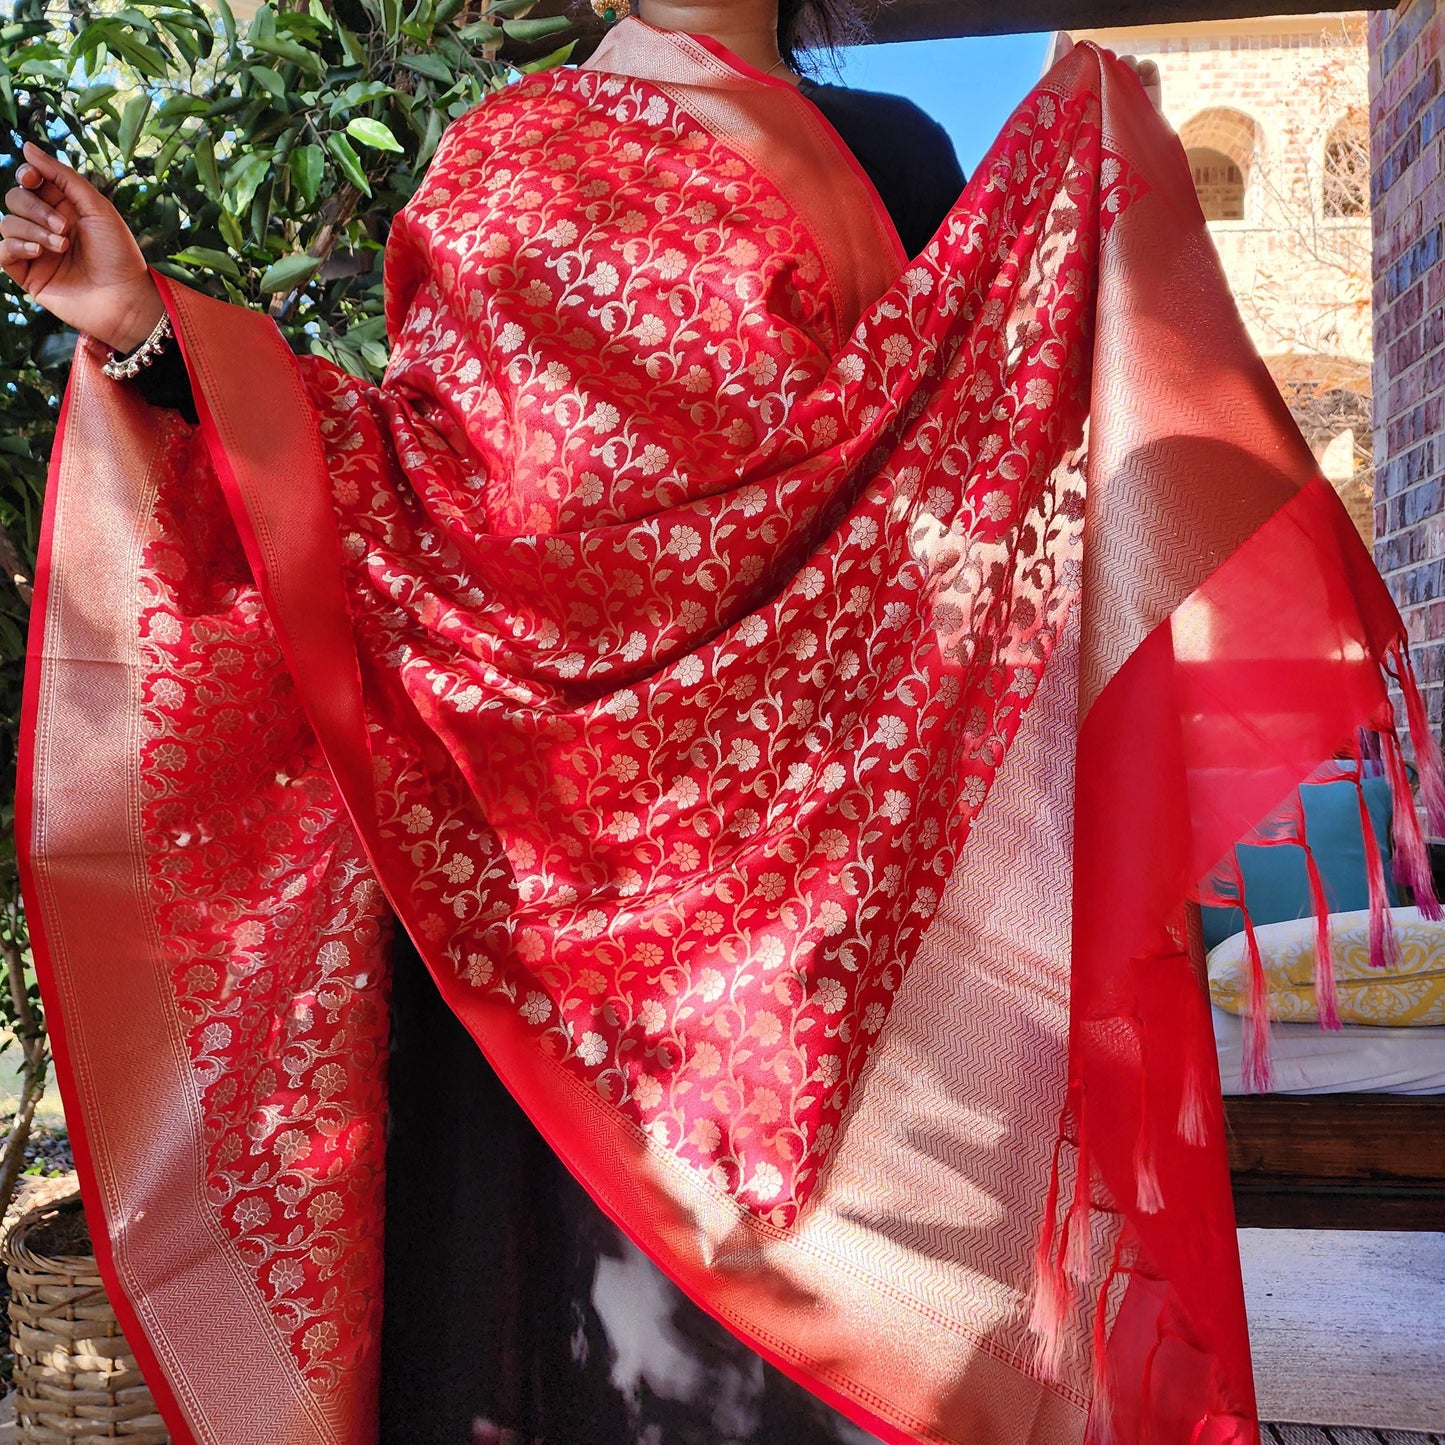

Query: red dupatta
(20, 21), (1439, 1445)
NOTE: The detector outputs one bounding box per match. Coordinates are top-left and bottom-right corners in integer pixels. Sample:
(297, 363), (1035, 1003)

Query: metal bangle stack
(100, 312), (173, 382)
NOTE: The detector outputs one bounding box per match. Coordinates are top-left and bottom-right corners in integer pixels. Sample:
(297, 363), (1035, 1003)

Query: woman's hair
(778, 0), (870, 70)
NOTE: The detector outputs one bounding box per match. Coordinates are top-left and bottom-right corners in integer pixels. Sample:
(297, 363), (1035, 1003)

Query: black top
(800, 79), (966, 260)
(134, 83), (966, 426)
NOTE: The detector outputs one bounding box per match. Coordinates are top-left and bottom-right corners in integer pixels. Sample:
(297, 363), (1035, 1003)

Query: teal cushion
(1200, 769), (1397, 951)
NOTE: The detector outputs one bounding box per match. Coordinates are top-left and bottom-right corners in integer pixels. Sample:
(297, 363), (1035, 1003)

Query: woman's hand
(0, 141), (165, 354)
(1057, 33), (1164, 115)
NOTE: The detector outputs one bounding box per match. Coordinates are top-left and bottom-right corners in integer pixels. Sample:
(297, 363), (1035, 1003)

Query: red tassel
(1029, 1121), (1071, 1378)
(1239, 899), (1273, 1093)
(1139, 1332), (1165, 1445)
(1382, 723), (1443, 921)
(1176, 1048), (1210, 1147)
(1064, 1100), (1094, 1287)
(1395, 639), (1445, 838)
(1133, 1017), (1164, 1214)
(1352, 746), (1401, 971)
(1088, 1236), (1126, 1445)
(1300, 841), (1340, 1030)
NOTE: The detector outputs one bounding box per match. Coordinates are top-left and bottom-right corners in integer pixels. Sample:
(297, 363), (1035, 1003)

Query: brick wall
(1370, 0), (1445, 737)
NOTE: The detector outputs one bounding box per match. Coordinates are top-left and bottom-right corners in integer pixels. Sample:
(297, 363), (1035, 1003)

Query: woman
(5, 4), (1435, 1444)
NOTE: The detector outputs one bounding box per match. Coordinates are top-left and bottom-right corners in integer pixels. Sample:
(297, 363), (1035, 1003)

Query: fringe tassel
(1177, 1046), (1210, 1147)
(1132, 1135), (1164, 1215)
(1299, 841), (1340, 1030)
(1382, 722), (1443, 921)
(1394, 638), (1445, 838)
(1279, 786), (1341, 1032)
(1239, 899), (1273, 1093)
(1139, 1330), (1165, 1445)
(1088, 1236), (1126, 1445)
(1351, 740), (1401, 971)
(1029, 1123), (1071, 1378)
(1064, 1101), (1094, 1286)
(1133, 1018), (1164, 1214)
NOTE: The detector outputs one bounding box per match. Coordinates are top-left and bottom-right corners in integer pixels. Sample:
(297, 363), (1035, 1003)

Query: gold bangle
(101, 311), (174, 381)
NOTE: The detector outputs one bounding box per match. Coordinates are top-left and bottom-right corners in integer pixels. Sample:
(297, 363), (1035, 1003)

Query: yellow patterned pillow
(1207, 907), (1445, 1025)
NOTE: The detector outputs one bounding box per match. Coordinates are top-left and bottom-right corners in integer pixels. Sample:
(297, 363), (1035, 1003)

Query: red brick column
(1370, 0), (1445, 739)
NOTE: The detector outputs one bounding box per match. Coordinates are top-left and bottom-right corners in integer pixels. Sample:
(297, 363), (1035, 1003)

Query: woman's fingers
(4, 184), (67, 235)
(19, 141), (105, 217)
(0, 214), (67, 252)
(16, 166), (68, 215)
(15, 169), (68, 209)
(0, 236), (43, 265)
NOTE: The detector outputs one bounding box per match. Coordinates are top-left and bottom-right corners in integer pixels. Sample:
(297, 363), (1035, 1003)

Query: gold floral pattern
(132, 60), (1127, 1393)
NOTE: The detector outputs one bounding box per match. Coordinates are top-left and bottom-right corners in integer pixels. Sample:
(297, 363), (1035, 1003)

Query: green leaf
(248, 175), (274, 248)
(248, 4), (276, 43)
(487, 0), (538, 16)
(358, 339), (390, 371)
(457, 19), (501, 43)
(347, 315), (390, 344)
(417, 104), (446, 165)
(516, 39), (574, 74)
(112, 7), (158, 33)
(157, 92), (208, 119)
(195, 134), (221, 194)
(217, 208), (245, 251)
(338, 26), (368, 65)
(250, 35), (322, 75)
(224, 152), (270, 214)
(289, 143), (324, 210)
(152, 129), (185, 179)
(214, 0), (237, 48)
(325, 132), (371, 196)
(346, 117), (403, 153)
(400, 51), (454, 82)
(75, 82), (119, 111)
(501, 15), (571, 43)
(259, 253), (322, 294)
(117, 92), (151, 167)
(15, 57), (65, 82)
(273, 10), (330, 41)
(331, 80), (394, 113)
(172, 246), (242, 280)
(101, 32), (171, 80)
(249, 64), (288, 100)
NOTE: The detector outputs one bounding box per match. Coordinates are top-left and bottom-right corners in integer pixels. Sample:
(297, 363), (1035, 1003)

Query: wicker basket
(2, 1175), (169, 1443)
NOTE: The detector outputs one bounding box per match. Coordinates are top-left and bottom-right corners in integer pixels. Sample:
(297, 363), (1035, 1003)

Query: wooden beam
(517, 0), (1400, 59)
(1225, 1094), (1445, 1232)
(865, 0), (1399, 42)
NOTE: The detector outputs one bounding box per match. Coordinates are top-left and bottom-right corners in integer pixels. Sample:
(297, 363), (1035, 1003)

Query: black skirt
(378, 930), (882, 1445)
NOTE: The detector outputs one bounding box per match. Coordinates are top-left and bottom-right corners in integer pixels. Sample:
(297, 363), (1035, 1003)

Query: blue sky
(832, 34), (1053, 176)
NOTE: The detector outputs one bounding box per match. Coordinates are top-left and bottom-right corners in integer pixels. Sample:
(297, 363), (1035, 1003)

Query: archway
(1179, 107), (1264, 221)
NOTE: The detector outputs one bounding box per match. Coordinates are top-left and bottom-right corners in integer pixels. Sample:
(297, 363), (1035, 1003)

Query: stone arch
(1179, 108), (1264, 221)
(1323, 113), (1369, 218)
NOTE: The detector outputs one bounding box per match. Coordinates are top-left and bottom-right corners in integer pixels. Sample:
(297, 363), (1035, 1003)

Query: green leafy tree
(0, 0), (573, 1218)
